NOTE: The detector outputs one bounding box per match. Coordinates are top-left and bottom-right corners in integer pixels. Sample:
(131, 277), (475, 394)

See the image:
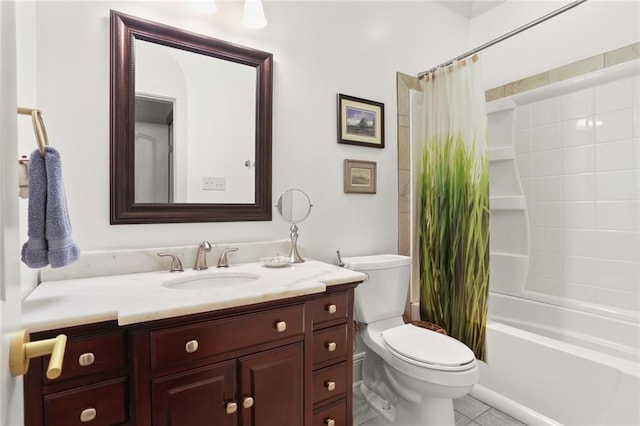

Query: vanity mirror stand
(276, 189), (313, 263)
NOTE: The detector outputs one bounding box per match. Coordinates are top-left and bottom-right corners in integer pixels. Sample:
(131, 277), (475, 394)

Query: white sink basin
(163, 272), (260, 290)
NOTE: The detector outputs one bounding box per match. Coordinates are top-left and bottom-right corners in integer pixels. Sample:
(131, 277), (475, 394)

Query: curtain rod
(418, 0), (588, 79)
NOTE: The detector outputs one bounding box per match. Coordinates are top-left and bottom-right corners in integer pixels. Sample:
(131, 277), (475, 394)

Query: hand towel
(21, 149), (49, 268)
(43, 147), (80, 268)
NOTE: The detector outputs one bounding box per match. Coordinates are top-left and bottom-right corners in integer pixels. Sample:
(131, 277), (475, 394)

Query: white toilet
(344, 254), (479, 426)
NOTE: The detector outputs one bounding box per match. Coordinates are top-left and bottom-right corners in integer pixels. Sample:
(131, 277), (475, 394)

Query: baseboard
(470, 385), (561, 426)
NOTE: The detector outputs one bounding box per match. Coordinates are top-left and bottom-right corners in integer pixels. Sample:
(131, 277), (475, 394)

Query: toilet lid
(381, 324), (476, 370)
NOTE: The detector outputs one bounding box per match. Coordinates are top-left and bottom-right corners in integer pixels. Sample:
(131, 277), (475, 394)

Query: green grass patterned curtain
(418, 57), (490, 361)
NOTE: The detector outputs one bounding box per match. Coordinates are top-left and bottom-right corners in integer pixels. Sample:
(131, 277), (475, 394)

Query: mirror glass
(276, 189), (313, 223)
(110, 10), (273, 224)
(134, 39), (256, 203)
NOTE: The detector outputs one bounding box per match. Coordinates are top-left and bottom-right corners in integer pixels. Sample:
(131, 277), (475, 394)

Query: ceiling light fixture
(242, 0), (267, 29)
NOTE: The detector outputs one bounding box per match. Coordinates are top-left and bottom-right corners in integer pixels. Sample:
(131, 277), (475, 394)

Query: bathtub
(472, 292), (640, 426)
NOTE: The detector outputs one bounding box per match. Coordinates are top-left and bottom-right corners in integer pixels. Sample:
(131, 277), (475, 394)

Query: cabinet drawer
(151, 305), (304, 370)
(43, 377), (127, 426)
(312, 324), (348, 366)
(43, 331), (126, 384)
(311, 292), (348, 328)
(313, 399), (346, 426)
(312, 362), (347, 405)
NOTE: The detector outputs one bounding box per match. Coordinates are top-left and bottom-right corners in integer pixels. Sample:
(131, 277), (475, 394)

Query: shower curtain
(417, 56), (490, 361)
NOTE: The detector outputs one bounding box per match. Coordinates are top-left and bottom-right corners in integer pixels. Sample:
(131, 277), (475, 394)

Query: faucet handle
(217, 247), (239, 268)
(157, 252), (184, 272)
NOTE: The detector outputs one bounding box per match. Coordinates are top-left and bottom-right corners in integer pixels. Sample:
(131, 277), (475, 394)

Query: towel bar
(17, 107), (49, 157)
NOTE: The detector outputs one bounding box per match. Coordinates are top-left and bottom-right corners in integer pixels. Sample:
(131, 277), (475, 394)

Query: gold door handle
(325, 380), (336, 391)
(243, 396), (254, 408)
(326, 304), (337, 314)
(275, 321), (287, 332)
(324, 418), (335, 426)
(10, 330), (67, 379)
(326, 341), (337, 352)
(225, 401), (238, 414)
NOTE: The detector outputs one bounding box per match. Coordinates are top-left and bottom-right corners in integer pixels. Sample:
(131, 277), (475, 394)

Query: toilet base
(360, 382), (395, 424)
(360, 382), (456, 426)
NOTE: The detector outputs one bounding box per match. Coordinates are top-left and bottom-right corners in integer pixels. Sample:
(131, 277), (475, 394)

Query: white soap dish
(261, 256), (291, 268)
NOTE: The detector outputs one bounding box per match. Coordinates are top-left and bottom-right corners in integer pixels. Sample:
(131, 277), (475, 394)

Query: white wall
(22, 1), (468, 264)
(472, 0), (640, 90)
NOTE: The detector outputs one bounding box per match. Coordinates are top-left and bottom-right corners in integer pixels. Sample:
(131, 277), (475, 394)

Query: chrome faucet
(217, 247), (239, 268)
(193, 241), (212, 270)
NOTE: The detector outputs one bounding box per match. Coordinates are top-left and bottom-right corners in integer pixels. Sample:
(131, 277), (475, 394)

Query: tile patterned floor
(353, 386), (527, 426)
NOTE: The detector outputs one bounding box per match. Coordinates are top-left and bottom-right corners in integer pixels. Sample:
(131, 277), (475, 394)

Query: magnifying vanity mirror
(110, 10), (273, 224)
(276, 189), (313, 263)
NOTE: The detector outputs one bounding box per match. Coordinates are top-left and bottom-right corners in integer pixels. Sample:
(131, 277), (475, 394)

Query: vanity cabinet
(24, 283), (358, 426)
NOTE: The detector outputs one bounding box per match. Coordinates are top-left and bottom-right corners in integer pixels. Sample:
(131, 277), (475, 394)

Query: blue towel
(21, 149), (48, 268)
(21, 147), (80, 269)
(44, 147), (80, 268)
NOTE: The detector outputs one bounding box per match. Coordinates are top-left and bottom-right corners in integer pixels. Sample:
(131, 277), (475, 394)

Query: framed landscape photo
(344, 159), (377, 194)
(337, 94), (384, 148)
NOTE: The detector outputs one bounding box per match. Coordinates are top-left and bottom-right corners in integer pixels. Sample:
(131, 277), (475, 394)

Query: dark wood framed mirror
(110, 10), (272, 224)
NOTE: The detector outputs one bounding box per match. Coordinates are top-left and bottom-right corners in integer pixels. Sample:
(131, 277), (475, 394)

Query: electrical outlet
(202, 176), (226, 191)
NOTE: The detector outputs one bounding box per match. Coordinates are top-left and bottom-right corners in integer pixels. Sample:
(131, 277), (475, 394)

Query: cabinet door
(152, 360), (236, 426)
(239, 343), (303, 426)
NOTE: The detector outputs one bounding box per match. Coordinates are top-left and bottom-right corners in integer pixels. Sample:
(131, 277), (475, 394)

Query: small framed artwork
(337, 94), (384, 148)
(344, 159), (377, 194)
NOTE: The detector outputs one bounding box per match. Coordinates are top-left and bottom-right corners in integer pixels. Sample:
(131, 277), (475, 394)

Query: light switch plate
(202, 176), (226, 190)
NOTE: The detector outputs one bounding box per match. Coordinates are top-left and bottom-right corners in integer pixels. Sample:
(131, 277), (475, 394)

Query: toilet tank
(343, 254), (411, 324)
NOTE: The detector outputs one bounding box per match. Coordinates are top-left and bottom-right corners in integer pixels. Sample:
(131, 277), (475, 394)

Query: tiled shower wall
(397, 42), (640, 315)
(515, 74), (640, 312)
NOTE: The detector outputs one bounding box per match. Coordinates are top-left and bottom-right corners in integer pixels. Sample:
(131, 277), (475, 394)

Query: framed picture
(337, 94), (384, 148)
(344, 159), (377, 194)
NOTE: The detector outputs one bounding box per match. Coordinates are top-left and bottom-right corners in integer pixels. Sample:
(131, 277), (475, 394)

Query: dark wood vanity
(23, 282), (358, 426)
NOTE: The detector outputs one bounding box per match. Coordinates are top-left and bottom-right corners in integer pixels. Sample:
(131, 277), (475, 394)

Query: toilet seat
(381, 324), (476, 372)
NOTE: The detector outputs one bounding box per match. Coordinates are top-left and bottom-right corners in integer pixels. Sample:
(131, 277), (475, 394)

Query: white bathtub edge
(471, 384), (562, 426)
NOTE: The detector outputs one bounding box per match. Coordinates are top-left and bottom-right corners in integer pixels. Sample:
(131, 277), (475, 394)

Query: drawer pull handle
(325, 380), (336, 391)
(78, 352), (95, 367)
(326, 341), (337, 352)
(324, 418), (335, 426)
(275, 321), (287, 332)
(225, 401), (238, 414)
(80, 408), (96, 422)
(326, 304), (337, 314)
(185, 340), (199, 353)
(243, 396), (254, 408)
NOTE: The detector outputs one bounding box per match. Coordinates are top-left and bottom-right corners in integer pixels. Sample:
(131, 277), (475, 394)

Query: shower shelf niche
(487, 101), (531, 294)
(490, 196), (526, 211)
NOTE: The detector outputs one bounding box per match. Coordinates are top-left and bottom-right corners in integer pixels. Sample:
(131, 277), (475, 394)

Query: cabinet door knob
(185, 340), (199, 353)
(326, 341), (337, 352)
(324, 418), (335, 426)
(275, 321), (287, 332)
(325, 380), (336, 391)
(243, 396), (254, 408)
(78, 352), (95, 367)
(225, 402), (238, 414)
(326, 304), (337, 314)
(80, 408), (96, 422)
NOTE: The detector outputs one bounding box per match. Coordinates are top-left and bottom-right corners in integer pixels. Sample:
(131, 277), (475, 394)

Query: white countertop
(22, 259), (366, 333)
